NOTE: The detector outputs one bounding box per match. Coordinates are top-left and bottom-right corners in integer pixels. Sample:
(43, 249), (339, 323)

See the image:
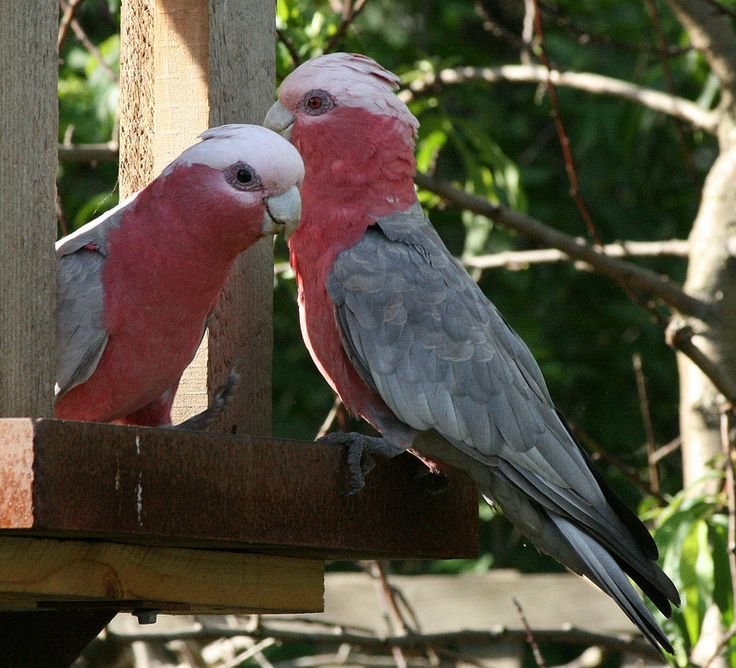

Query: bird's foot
(318, 432), (405, 495)
(175, 362), (242, 431)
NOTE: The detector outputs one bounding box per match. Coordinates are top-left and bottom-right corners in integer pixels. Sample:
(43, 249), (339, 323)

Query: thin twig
(703, 620), (736, 668)
(276, 28), (301, 67)
(316, 395), (344, 439)
(574, 424), (666, 503)
(644, 0), (697, 183)
(58, 141), (119, 163)
(365, 561), (410, 668)
(463, 239), (690, 270)
(633, 353), (660, 495)
(59, 0), (118, 81)
(702, 0), (736, 21)
(415, 172), (712, 320)
(325, 0), (369, 53)
(666, 323), (736, 405)
(219, 637), (278, 668)
(58, 0), (84, 50)
(521, 0), (536, 65)
(529, 0), (602, 247)
(537, 0), (692, 57)
(473, 2), (527, 52)
(512, 598), (547, 668)
(106, 622), (662, 660)
(650, 436), (682, 464)
(400, 65), (719, 133)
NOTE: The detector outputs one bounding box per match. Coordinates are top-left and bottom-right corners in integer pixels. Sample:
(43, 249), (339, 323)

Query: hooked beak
(263, 101), (295, 141)
(262, 185), (301, 239)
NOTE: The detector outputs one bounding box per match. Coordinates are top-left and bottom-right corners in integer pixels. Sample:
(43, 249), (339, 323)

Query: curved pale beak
(264, 101), (295, 141)
(262, 185), (302, 239)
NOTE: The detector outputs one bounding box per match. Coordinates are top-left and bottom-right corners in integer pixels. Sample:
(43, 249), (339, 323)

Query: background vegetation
(58, 1), (735, 666)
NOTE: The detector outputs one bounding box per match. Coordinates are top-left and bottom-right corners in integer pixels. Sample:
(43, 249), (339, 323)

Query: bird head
(167, 124), (304, 241)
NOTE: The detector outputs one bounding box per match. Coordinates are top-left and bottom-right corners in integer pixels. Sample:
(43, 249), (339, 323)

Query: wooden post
(0, 3), (57, 418)
(119, 0), (275, 435)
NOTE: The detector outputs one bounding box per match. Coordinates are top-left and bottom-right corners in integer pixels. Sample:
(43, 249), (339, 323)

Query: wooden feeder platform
(0, 419), (478, 666)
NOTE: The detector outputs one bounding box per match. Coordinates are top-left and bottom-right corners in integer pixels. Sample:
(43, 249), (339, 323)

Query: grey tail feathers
(550, 514), (676, 654)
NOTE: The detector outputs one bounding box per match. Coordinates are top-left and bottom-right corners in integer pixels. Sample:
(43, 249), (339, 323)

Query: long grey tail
(550, 513), (675, 654)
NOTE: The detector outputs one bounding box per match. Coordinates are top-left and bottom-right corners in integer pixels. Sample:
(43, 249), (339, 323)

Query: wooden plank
(205, 0), (277, 436)
(0, 418), (479, 559)
(0, 536), (323, 614)
(0, 3), (57, 418)
(315, 571), (641, 636)
(119, 0), (154, 197)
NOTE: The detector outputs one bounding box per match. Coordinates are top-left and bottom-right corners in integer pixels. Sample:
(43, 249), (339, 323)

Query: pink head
(264, 53), (418, 209)
(156, 124), (305, 248)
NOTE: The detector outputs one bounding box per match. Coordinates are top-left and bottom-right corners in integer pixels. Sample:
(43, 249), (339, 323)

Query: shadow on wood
(0, 418), (478, 559)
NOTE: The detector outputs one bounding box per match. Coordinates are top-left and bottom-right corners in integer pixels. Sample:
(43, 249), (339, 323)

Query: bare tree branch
(666, 322), (736, 404)
(106, 620), (662, 661)
(633, 352), (661, 495)
(463, 239), (690, 270)
(666, 0), (736, 100)
(400, 64), (718, 133)
(325, 0), (369, 53)
(58, 142), (119, 163)
(529, 0), (602, 246)
(59, 0), (118, 81)
(415, 172), (712, 320)
(58, 0), (83, 50)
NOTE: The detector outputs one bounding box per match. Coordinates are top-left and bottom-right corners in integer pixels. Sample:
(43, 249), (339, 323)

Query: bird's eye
(236, 168), (253, 184)
(302, 89), (334, 116)
(226, 162), (261, 191)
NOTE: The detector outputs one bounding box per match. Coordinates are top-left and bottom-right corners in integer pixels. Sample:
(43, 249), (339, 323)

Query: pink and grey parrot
(264, 53), (679, 652)
(54, 124), (303, 426)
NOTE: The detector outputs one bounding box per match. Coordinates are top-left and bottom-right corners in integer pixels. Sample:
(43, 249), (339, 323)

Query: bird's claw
(174, 362), (242, 431)
(318, 432), (400, 495)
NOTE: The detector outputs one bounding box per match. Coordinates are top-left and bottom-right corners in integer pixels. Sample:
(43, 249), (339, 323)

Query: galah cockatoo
(54, 124), (304, 426)
(265, 53), (679, 652)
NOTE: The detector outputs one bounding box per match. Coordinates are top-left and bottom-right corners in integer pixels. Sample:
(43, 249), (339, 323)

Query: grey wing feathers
(54, 200), (129, 397)
(327, 203), (679, 621)
(327, 202), (606, 507)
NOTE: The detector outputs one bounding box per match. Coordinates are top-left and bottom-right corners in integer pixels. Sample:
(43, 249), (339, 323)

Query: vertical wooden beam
(205, 1), (276, 436)
(0, 3), (57, 418)
(119, 0), (276, 435)
(119, 0), (154, 197)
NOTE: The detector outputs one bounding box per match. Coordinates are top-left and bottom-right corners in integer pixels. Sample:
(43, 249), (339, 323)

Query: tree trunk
(667, 0), (736, 492)
(678, 137), (736, 491)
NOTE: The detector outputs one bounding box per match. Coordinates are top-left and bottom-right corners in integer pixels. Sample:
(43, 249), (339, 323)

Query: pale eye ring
(225, 161), (261, 191)
(302, 89), (334, 116)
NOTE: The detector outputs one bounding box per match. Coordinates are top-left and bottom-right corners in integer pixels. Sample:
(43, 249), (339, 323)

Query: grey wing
(54, 200), (130, 397)
(327, 203), (645, 552)
(55, 246), (108, 397)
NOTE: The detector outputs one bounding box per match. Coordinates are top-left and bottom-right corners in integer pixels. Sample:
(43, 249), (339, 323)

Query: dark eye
(302, 89), (334, 116)
(225, 162), (261, 191)
(236, 168), (253, 184)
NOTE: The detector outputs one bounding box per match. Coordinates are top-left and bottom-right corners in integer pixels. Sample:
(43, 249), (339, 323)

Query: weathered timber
(0, 536), (323, 614)
(0, 418), (479, 559)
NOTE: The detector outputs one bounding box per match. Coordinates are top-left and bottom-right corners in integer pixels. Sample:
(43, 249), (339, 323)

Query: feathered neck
(289, 106), (417, 264)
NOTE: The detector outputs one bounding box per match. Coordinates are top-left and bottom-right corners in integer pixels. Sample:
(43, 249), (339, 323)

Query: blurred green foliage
(58, 0), (734, 664)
